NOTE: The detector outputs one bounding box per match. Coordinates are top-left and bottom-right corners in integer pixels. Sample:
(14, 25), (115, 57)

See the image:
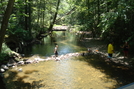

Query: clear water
(3, 58), (117, 89)
(22, 31), (86, 57)
(3, 31), (134, 89)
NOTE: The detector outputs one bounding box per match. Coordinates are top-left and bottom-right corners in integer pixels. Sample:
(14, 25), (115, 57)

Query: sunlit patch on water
(3, 56), (117, 89)
(2, 31), (120, 89)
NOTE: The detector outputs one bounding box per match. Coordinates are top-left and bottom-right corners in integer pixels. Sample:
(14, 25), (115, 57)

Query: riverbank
(73, 35), (133, 68)
(1, 31), (134, 89)
(1, 48), (134, 89)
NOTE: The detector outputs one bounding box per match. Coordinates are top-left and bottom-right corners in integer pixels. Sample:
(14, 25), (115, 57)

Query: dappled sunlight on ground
(3, 54), (119, 89)
(2, 31), (134, 89)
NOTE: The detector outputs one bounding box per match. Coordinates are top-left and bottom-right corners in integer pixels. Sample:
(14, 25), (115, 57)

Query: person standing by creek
(107, 42), (114, 60)
(121, 41), (129, 59)
(54, 45), (58, 57)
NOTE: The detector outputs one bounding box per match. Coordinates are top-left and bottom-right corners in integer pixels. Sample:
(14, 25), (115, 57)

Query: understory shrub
(0, 43), (12, 63)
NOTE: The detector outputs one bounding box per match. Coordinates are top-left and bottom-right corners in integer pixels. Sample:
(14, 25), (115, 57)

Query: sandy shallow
(3, 55), (118, 89)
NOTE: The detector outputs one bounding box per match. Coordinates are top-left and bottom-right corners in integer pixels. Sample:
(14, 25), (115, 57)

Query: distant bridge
(52, 26), (68, 31)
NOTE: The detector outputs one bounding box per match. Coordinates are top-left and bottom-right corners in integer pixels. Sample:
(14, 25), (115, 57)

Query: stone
(0, 68), (5, 73)
(17, 61), (24, 65)
(1, 65), (9, 70)
(18, 68), (22, 72)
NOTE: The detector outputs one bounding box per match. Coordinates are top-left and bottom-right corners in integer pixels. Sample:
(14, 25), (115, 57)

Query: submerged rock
(18, 68), (23, 72)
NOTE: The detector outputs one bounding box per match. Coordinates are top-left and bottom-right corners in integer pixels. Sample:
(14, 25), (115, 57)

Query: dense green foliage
(70, 0), (134, 45)
(0, 0), (134, 53)
(0, 43), (12, 62)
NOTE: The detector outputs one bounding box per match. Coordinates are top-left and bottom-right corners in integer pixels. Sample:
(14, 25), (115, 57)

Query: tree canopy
(0, 0), (134, 53)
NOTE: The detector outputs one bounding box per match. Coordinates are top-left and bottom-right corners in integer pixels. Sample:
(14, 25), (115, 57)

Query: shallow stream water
(2, 31), (134, 89)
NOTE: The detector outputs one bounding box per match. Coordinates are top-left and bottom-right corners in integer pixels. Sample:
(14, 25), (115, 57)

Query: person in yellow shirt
(108, 42), (114, 59)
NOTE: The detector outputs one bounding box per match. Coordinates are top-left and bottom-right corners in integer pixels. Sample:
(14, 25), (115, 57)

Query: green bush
(1, 43), (12, 54)
(0, 53), (8, 62)
(0, 43), (12, 62)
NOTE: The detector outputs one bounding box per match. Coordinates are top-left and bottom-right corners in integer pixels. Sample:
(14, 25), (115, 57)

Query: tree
(0, 0), (15, 53)
(48, 0), (61, 32)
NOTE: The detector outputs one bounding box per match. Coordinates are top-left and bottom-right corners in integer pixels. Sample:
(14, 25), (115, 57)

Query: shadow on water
(3, 69), (45, 89)
(2, 31), (134, 89)
(74, 54), (134, 88)
(2, 54), (134, 89)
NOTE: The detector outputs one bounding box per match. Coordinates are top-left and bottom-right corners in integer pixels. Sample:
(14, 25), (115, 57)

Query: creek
(2, 31), (134, 89)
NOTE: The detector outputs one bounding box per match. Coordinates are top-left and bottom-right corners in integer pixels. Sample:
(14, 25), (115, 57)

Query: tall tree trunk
(97, 0), (100, 25)
(48, 0), (61, 32)
(43, 11), (45, 27)
(42, 0), (46, 27)
(0, 0), (15, 53)
(25, 0), (28, 31)
(28, 0), (32, 36)
(96, 0), (100, 36)
(25, 0), (32, 37)
(37, 0), (40, 25)
(37, 10), (40, 24)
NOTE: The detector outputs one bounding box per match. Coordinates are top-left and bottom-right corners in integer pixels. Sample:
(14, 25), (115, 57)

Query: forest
(0, 0), (134, 63)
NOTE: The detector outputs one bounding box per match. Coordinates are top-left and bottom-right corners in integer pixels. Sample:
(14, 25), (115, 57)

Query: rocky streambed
(0, 48), (133, 75)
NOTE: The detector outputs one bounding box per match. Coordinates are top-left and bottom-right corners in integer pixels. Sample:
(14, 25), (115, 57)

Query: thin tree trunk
(25, 0), (32, 36)
(25, 0), (28, 31)
(28, 0), (32, 36)
(37, 0), (40, 25)
(43, 11), (45, 26)
(55, 7), (75, 23)
(97, 0), (100, 25)
(37, 10), (40, 23)
(0, 0), (15, 53)
(48, 0), (61, 32)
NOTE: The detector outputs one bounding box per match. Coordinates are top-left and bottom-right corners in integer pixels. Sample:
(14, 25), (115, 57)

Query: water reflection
(3, 31), (134, 89)
(22, 31), (86, 57)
